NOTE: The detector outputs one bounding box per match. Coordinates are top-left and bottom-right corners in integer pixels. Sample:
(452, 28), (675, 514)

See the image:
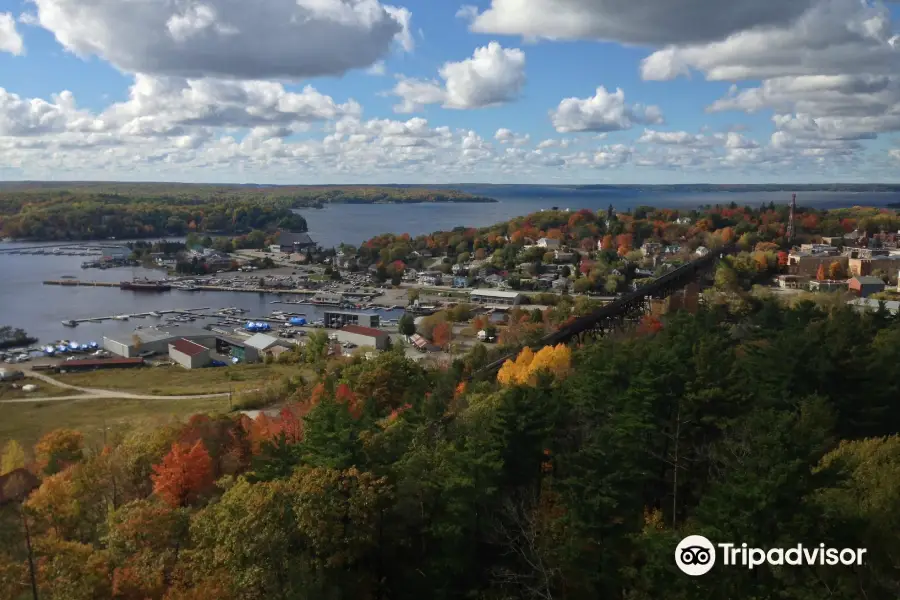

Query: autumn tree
(151, 441), (214, 508)
(829, 261), (846, 280)
(497, 345), (571, 386)
(432, 322), (451, 349)
(0, 441), (26, 475)
(34, 429), (84, 475)
(816, 263), (827, 281)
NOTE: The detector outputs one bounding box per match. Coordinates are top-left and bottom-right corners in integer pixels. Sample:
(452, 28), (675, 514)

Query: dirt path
(1, 368), (232, 403)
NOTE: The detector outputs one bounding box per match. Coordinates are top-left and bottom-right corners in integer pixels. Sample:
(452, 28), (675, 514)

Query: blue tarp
(289, 317), (306, 326)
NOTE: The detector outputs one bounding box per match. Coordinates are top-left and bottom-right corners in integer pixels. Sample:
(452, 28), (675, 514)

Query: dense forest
(3, 298), (900, 598)
(0, 184), (495, 241)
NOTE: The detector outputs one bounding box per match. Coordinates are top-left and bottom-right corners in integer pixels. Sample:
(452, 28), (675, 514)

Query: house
(484, 274), (505, 287)
(275, 231), (316, 254)
(777, 275), (809, 289)
(849, 276), (886, 298)
(554, 250), (575, 262)
(695, 246), (710, 257)
(451, 263), (466, 274)
(663, 245), (682, 255)
(168, 338), (211, 369)
(335, 325), (391, 350)
(417, 272), (443, 286)
(641, 242), (663, 256)
(800, 244), (838, 255)
(809, 280), (849, 292)
(452, 276), (468, 288)
(675, 217), (692, 225)
(552, 278), (569, 291)
(537, 238), (561, 249)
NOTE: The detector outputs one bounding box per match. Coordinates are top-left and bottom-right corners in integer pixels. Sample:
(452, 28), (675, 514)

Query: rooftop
(244, 333), (281, 350)
(340, 324), (389, 338)
(62, 358), (145, 367)
(470, 289), (524, 299)
(852, 276), (886, 285)
(276, 231), (315, 246)
(170, 338), (210, 357)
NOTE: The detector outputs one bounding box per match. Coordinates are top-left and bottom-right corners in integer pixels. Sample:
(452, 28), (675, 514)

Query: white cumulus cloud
(31, 0), (413, 80)
(550, 87), (663, 133)
(0, 12), (24, 55)
(390, 42), (526, 112)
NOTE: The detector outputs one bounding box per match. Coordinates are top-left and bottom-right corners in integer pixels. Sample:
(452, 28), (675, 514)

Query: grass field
(0, 396), (232, 451)
(55, 363), (304, 396)
(0, 377), (73, 400)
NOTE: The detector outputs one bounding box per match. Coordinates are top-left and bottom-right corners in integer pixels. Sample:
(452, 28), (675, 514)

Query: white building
(695, 246), (710, 257)
(168, 338), (211, 369)
(537, 238), (561, 249)
(469, 289), (525, 306)
(335, 325), (391, 350)
(244, 333), (288, 360)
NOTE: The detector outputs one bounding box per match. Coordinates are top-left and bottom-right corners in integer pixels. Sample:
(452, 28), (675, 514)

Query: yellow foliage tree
(497, 345), (571, 386)
(0, 440), (26, 475)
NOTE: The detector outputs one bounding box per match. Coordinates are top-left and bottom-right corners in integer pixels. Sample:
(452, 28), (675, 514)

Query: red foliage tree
(638, 315), (664, 335)
(432, 322), (450, 348)
(777, 251), (789, 267)
(151, 441), (214, 508)
(335, 384), (363, 419)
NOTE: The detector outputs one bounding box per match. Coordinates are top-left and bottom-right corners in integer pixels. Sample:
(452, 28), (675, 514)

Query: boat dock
(66, 307), (211, 325)
(44, 280), (120, 287)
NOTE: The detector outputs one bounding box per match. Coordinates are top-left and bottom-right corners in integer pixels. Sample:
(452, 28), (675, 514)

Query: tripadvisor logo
(675, 535), (867, 576)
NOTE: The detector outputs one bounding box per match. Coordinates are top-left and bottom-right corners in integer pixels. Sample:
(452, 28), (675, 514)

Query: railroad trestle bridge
(473, 246), (732, 378)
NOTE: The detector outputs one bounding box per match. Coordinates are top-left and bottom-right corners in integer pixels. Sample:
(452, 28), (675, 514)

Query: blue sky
(0, 0), (899, 184)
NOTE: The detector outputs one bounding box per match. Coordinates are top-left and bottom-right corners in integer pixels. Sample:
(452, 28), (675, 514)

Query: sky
(0, 0), (899, 185)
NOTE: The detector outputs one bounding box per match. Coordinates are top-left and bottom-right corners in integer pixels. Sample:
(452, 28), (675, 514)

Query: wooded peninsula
(0, 183), (496, 241)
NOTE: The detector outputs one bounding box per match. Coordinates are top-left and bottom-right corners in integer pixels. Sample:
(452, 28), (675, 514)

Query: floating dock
(44, 280), (119, 287)
(66, 307), (211, 324)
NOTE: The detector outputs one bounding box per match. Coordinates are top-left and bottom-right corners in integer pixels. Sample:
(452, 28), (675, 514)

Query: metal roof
(469, 289), (524, 299)
(853, 276), (886, 285)
(244, 333), (281, 350)
(170, 338), (210, 357)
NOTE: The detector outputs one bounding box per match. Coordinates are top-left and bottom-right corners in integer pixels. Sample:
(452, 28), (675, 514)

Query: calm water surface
(3, 190), (900, 344)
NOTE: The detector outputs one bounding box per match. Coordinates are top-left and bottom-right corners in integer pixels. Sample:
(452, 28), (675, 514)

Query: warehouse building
(168, 339), (212, 369)
(335, 325), (391, 350)
(103, 328), (217, 358)
(244, 333), (291, 360)
(323, 310), (380, 329)
(469, 289), (525, 306)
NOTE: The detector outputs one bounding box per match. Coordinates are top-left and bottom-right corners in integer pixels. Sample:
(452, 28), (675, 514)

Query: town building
(848, 276), (886, 298)
(168, 338), (212, 369)
(335, 325), (391, 350)
(695, 246), (710, 257)
(323, 310), (380, 329)
(847, 256), (900, 277)
(103, 327), (218, 358)
(274, 231), (316, 254)
(452, 276), (468, 288)
(244, 333), (291, 360)
(777, 275), (809, 289)
(553, 250), (575, 262)
(57, 358), (145, 372)
(469, 289), (525, 306)
(799, 244), (839, 255)
(808, 280), (849, 292)
(788, 252), (849, 277)
(537, 238), (561, 249)
(417, 272), (443, 286)
(641, 242), (662, 256)
(101, 246), (132, 262)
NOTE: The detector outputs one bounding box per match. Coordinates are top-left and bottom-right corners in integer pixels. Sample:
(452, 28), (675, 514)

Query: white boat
(113, 315), (129, 321)
(149, 311), (162, 318)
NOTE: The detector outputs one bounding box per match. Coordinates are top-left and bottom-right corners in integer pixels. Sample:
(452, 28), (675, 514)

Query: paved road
(1, 368), (233, 403)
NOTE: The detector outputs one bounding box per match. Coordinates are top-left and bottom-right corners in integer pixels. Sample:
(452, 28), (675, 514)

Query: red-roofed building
(335, 324), (391, 350)
(168, 338), (211, 369)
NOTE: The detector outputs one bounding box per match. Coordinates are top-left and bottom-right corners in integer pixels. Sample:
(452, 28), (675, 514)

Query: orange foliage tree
(638, 315), (664, 335)
(600, 235), (614, 251)
(34, 429), (84, 475)
(151, 441), (214, 508)
(816, 264), (827, 281)
(432, 322), (450, 348)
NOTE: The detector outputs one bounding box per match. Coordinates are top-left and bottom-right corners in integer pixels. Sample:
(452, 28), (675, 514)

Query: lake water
(4, 189), (900, 345)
